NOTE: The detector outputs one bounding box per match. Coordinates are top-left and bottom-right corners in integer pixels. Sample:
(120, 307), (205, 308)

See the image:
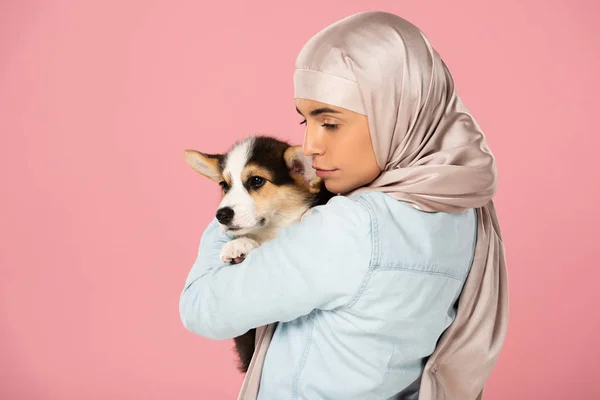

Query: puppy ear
(283, 146), (322, 193)
(184, 149), (223, 182)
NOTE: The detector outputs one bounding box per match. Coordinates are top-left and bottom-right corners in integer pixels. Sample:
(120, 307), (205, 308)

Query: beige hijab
(238, 11), (508, 400)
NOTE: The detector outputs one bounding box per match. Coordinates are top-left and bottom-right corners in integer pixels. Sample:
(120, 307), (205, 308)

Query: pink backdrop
(1, 1), (599, 399)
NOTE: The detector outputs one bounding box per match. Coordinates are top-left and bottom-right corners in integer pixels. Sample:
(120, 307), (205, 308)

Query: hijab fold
(238, 11), (508, 399)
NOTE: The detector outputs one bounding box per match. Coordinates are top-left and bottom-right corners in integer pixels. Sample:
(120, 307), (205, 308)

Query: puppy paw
(220, 237), (260, 264)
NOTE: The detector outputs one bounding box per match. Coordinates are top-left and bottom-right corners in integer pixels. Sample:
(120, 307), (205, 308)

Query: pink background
(1, 1), (599, 399)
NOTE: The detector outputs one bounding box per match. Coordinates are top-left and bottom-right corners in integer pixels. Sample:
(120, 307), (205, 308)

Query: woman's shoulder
(312, 190), (474, 233)
(348, 189), (476, 226)
(348, 190), (477, 279)
(310, 193), (373, 230)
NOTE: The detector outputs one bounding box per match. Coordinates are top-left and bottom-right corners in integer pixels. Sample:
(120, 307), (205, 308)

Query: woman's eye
(219, 181), (229, 191)
(299, 119), (338, 130)
(249, 176), (266, 189)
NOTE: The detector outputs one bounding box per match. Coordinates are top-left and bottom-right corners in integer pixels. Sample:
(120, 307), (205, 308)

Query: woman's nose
(302, 125), (325, 157)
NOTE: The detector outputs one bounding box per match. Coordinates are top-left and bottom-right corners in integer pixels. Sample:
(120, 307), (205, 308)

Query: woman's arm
(179, 196), (372, 340)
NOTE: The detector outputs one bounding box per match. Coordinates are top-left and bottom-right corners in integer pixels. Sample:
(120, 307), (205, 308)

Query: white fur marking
(219, 139), (257, 230)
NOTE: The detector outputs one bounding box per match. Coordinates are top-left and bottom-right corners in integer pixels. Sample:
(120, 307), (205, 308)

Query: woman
(180, 11), (508, 400)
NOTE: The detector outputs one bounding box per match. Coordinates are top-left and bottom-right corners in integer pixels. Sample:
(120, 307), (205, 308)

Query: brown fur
(242, 163), (313, 226)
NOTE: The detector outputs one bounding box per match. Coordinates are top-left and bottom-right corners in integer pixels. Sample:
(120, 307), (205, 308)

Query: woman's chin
(324, 179), (353, 195)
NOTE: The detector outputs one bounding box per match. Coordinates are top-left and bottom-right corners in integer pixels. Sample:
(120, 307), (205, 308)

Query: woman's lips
(314, 168), (338, 177)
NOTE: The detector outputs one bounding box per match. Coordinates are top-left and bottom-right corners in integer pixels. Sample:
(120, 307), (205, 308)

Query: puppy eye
(249, 176), (266, 189)
(219, 181), (229, 191)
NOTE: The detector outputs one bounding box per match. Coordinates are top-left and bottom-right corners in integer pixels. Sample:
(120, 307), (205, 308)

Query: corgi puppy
(184, 135), (334, 372)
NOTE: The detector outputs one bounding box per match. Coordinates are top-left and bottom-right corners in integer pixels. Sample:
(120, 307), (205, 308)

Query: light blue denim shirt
(179, 191), (477, 399)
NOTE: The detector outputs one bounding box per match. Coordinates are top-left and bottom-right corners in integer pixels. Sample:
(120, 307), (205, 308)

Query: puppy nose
(216, 207), (234, 225)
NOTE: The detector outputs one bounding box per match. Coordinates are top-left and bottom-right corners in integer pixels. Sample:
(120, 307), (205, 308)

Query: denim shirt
(179, 191), (477, 400)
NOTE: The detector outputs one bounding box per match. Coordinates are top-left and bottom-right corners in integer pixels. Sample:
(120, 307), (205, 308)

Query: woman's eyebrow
(296, 107), (341, 116)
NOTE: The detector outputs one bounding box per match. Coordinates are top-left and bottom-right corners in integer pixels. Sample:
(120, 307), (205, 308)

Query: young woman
(180, 11), (508, 400)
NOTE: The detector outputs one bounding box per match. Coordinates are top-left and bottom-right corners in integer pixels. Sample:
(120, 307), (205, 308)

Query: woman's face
(295, 98), (381, 194)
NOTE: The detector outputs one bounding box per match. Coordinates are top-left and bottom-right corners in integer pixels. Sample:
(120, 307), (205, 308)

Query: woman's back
(257, 191), (477, 399)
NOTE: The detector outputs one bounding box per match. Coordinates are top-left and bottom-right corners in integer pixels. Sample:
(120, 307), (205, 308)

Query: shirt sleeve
(179, 196), (373, 340)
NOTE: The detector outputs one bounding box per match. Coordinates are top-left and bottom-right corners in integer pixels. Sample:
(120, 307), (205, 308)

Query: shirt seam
(339, 195), (380, 310)
(376, 264), (465, 281)
(291, 311), (316, 399)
